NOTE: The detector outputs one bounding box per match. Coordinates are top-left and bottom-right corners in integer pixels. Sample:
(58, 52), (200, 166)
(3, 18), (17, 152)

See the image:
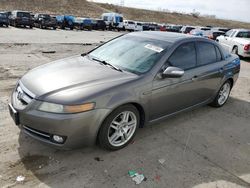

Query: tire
(210, 80), (232, 107)
(232, 46), (238, 55)
(30, 25), (33, 29)
(98, 104), (140, 150)
(53, 27), (56, 30)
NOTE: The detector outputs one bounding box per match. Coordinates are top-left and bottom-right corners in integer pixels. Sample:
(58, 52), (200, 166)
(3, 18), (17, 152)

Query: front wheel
(210, 80), (232, 107)
(98, 105), (139, 150)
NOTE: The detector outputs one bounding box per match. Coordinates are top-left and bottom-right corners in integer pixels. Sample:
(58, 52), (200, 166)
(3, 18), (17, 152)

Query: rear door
(193, 41), (225, 100)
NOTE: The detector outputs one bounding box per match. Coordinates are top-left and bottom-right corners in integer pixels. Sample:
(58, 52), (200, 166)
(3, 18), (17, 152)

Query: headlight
(38, 102), (95, 114)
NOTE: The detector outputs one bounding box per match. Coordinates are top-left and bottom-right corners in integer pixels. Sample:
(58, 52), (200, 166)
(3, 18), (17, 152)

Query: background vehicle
(134, 22), (143, 31)
(74, 17), (92, 30)
(34, 13), (57, 29)
(158, 24), (167, 31)
(56, 15), (75, 30)
(166, 25), (182, 33)
(91, 19), (106, 30)
(101, 12), (124, 31)
(203, 30), (225, 40)
(217, 29), (250, 57)
(180, 26), (195, 34)
(0, 12), (9, 27)
(148, 23), (158, 31)
(142, 22), (150, 31)
(9, 10), (33, 28)
(189, 29), (204, 36)
(124, 20), (136, 31)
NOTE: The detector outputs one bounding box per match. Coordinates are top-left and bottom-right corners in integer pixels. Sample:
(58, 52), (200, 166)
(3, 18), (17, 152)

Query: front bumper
(9, 95), (111, 149)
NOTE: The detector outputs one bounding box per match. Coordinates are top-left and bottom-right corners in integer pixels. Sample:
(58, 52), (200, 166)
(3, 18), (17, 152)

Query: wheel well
(227, 78), (234, 87)
(130, 103), (146, 128)
(232, 45), (238, 51)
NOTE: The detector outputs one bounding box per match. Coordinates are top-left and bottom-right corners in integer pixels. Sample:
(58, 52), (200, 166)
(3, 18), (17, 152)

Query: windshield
(0, 13), (7, 18)
(40, 14), (50, 19)
(236, 31), (250, 38)
(17, 12), (30, 18)
(89, 35), (169, 74)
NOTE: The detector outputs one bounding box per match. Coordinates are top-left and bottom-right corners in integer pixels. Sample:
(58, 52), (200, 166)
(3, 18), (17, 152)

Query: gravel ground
(0, 27), (250, 188)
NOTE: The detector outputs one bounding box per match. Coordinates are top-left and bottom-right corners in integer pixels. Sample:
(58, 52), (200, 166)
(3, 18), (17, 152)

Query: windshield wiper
(91, 57), (123, 72)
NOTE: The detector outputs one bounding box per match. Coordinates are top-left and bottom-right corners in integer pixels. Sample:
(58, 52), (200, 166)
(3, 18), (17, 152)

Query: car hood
(20, 55), (137, 98)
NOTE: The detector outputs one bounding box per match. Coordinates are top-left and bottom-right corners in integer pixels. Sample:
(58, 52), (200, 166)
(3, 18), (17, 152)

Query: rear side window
(215, 46), (223, 61)
(168, 42), (196, 70)
(197, 42), (217, 65)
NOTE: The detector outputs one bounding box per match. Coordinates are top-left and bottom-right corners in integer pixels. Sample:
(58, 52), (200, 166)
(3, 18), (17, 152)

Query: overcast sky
(90, 0), (249, 23)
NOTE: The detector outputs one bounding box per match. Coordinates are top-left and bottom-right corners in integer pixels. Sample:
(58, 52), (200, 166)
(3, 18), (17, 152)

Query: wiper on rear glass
(91, 57), (123, 72)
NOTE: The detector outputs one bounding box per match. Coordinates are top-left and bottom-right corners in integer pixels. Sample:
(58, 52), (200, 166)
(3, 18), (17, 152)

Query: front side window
(89, 35), (170, 74)
(225, 30), (233, 37)
(197, 42), (217, 65)
(168, 42), (196, 70)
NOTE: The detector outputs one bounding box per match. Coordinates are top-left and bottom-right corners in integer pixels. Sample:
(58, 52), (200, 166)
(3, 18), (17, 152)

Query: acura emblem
(17, 87), (24, 101)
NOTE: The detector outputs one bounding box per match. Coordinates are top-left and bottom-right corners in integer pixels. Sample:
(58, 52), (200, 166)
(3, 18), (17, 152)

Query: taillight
(244, 44), (250, 51)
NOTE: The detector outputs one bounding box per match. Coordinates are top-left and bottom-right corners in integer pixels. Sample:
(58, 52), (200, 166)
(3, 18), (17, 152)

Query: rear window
(197, 42), (217, 65)
(236, 31), (250, 38)
(17, 12), (30, 17)
(168, 42), (196, 70)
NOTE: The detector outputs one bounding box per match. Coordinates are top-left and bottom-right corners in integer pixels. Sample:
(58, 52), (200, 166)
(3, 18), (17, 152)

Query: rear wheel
(210, 80), (232, 107)
(98, 105), (139, 150)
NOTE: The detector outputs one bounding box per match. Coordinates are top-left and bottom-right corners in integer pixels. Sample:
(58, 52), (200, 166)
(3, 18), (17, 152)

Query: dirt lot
(0, 27), (250, 188)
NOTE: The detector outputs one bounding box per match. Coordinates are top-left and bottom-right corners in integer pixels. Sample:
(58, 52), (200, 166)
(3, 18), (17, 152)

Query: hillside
(0, 0), (250, 29)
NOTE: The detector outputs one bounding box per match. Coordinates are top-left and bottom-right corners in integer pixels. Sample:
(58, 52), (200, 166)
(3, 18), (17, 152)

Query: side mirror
(162, 66), (184, 78)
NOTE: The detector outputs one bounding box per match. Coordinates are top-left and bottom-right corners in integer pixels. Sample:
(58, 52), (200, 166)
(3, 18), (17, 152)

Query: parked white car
(101, 12), (124, 30)
(134, 22), (143, 31)
(217, 29), (250, 57)
(124, 20), (136, 31)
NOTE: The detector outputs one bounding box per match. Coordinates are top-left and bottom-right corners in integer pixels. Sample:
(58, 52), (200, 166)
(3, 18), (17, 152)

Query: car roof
(232, 29), (250, 32)
(129, 31), (194, 43)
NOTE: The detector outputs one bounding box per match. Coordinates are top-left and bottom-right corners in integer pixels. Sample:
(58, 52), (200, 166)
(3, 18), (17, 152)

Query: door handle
(192, 75), (198, 81)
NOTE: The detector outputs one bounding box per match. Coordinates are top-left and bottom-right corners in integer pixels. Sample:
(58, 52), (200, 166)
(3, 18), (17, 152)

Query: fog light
(52, 135), (64, 143)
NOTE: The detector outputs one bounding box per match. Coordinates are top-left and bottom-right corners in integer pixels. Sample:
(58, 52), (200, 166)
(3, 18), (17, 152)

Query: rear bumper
(241, 52), (250, 58)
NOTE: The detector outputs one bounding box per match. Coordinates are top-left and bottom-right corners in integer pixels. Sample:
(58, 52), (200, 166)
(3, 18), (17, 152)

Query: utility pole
(120, 0), (125, 6)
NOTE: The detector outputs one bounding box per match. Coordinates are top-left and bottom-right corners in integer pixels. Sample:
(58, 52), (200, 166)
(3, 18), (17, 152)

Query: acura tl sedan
(9, 32), (240, 150)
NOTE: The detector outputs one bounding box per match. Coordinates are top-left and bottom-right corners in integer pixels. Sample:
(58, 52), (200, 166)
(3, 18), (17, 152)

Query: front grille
(12, 82), (35, 110)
